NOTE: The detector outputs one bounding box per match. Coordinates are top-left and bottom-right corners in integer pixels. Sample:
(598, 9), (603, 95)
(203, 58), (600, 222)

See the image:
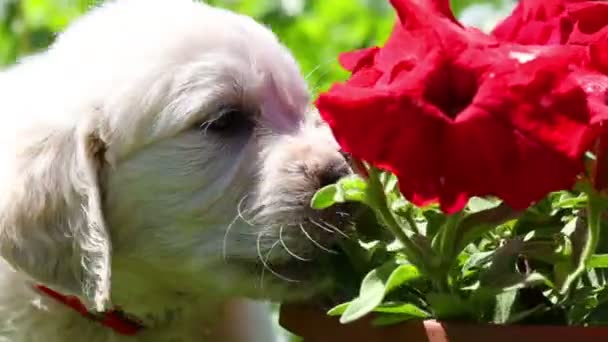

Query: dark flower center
(423, 62), (478, 119)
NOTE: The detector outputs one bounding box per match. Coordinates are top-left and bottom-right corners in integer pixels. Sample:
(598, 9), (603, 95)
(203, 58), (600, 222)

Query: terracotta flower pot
(279, 304), (608, 342)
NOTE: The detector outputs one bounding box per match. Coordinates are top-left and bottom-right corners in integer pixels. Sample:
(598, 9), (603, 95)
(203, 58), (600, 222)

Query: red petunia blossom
(492, 0), (575, 45)
(491, 0), (608, 117)
(493, 0), (608, 191)
(567, 1), (608, 45)
(492, 0), (608, 46)
(316, 0), (597, 213)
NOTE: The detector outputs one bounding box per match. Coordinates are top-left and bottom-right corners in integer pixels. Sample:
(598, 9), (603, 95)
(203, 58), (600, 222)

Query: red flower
(493, 0), (608, 191)
(317, 0), (596, 213)
(492, 0), (608, 46)
(492, 0), (575, 45)
(567, 1), (608, 45)
(492, 0), (608, 121)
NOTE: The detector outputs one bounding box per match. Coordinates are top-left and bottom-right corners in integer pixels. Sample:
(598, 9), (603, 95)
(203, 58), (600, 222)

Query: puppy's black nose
(318, 160), (351, 188)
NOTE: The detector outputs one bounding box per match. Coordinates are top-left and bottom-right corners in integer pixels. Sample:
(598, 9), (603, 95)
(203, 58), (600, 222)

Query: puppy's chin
(232, 259), (334, 302)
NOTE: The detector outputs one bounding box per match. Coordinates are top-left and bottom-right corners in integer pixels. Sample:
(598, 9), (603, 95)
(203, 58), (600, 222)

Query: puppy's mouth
(263, 203), (387, 306)
(254, 202), (360, 298)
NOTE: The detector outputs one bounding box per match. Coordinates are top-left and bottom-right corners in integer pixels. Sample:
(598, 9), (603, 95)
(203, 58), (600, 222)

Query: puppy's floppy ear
(0, 117), (112, 311)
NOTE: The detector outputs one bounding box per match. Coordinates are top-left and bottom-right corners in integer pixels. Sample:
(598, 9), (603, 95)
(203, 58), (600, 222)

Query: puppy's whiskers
(223, 194), (261, 261)
(256, 230), (298, 285)
(299, 223), (337, 254)
(279, 225), (311, 262)
(305, 58), (339, 95)
(304, 64), (322, 81)
(310, 218), (350, 240)
(236, 194), (256, 226)
(259, 239), (282, 290)
(308, 218), (334, 234)
(222, 213), (241, 262)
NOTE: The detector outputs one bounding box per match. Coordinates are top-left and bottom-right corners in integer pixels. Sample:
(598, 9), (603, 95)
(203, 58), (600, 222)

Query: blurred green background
(1, 0), (515, 93)
(0, 0), (515, 340)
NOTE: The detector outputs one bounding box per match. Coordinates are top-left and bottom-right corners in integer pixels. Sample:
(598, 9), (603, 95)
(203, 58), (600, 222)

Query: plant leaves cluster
(311, 168), (608, 327)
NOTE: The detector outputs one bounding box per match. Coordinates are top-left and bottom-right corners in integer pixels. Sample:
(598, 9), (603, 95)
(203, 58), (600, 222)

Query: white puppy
(0, 0), (351, 341)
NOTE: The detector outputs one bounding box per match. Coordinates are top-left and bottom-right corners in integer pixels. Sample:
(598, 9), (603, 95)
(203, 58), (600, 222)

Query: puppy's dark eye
(207, 111), (236, 131)
(199, 108), (252, 135)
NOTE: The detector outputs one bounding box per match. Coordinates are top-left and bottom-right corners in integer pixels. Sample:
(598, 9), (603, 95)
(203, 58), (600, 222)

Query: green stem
(403, 206), (421, 234)
(587, 194), (603, 267)
(366, 167), (415, 255)
(560, 190), (604, 295)
(453, 203), (519, 255)
(366, 167), (445, 290)
(434, 212), (464, 290)
(437, 212), (464, 262)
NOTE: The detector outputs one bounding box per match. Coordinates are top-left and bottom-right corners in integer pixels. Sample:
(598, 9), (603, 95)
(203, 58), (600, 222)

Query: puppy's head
(0, 0), (351, 311)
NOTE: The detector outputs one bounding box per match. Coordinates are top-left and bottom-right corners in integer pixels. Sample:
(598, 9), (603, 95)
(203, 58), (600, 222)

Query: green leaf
(382, 172), (398, 194)
(585, 304), (608, 325)
(432, 212), (464, 268)
(484, 272), (550, 292)
(506, 305), (547, 324)
(385, 264), (422, 293)
(390, 198), (410, 217)
(337, 175), (369, 204)
(553, 195), (587, 210)
(453, 203), (518, 257)
(566, 287), (600, 324)
(327, 302), (350, 316)
(371, 314), (416, 326)
(422, 209), (446, 239)
(339, 263), (421, 323)
(462, 251), (494, 273)
(371, 308), (428, 326)
(310, 184), (338, 209)
(373, 303), (430, 316)
(311, 176), (369, 209)
(427, 293), (473, 320)
(338, 175), (367, 190)
(408, 234), (441, 273)
(521, 239), (569, 264)
(468, 197), (502, 213)
(493, 290), (517, 324)
(558, 207), (602, 295)
(590, 254), (608, 268)
(478, 238), (552, 292)
(585, 268), (608, 288)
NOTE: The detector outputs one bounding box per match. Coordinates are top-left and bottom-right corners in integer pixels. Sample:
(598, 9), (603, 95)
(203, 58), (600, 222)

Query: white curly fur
(0, 0), (348, 341)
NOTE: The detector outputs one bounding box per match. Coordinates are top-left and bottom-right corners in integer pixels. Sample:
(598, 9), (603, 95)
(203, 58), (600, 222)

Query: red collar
(35, 285), (144, 336)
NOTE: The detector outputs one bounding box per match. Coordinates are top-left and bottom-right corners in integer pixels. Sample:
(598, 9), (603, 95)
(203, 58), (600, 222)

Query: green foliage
(0, 0), (394, 94)
(317, 163), (608, 327)
(337, 261), (422, 323)
(0, 0), (510, 93)
(0, 0), (98, 64)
